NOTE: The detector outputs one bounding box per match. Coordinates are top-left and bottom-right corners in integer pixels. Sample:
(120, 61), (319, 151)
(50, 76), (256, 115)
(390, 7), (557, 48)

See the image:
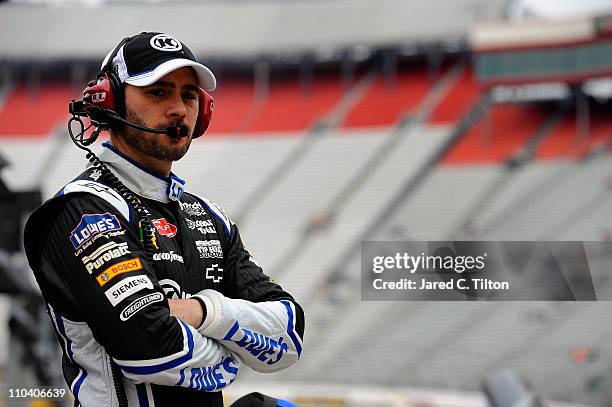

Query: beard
(117, 108), (192, 161)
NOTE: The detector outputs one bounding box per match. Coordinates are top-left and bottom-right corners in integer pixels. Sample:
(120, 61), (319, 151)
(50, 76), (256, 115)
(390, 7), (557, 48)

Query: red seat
(0, 83), (77, 137)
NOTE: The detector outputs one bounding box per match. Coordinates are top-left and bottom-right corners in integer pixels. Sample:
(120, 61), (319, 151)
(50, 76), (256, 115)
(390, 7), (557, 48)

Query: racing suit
(23, 142), (304, 406)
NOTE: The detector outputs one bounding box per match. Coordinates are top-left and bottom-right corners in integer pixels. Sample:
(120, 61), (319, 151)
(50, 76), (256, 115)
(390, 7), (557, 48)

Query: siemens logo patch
(105, 275), (153, 307)
(187, 356), (239, 391)
(223, 322), (288, 366)
(120, 292), (163, 321)
(81, 242), (130, 274)
(70, 213), (121, 249)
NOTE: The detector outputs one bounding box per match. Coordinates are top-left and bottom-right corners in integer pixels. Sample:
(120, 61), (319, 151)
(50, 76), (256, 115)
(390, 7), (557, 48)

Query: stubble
(118, 108), (192, 161)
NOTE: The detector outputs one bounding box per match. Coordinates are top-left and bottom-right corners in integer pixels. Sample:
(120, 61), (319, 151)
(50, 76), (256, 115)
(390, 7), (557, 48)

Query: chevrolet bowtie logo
(206, 264), (223, 283)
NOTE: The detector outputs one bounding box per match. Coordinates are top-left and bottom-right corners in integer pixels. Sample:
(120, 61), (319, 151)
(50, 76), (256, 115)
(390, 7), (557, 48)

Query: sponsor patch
(186, 218), (216, 234)
(196, 240), (223, 259)
(120, 292), (164, 321)
(205, 264), (224, 283)
(89, 169), (102, 181)
(74, 230), (127, 257)
(152, 218), (178, 238)
(96, 258), (143, 286)
(167, 176), (184, 202)
(223, 321), (289, 366)
(159, 279), (189, 299)
(70, 213), (121, 249)
(105, 275), (153, 306)
(81, 242), (130, 274)
(179, 201), (206, 217)
(152, 251), (184, 263)
(150, 34), (182, 52)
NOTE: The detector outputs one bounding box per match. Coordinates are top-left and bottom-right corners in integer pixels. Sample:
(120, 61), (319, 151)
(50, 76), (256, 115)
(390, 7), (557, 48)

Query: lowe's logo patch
(223, 321), (288, 366)
(70, 213), (121, 249)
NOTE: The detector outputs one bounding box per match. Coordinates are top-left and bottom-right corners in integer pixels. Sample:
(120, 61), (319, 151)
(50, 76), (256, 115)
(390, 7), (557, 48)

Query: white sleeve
(113, 318), (242, 391)
(194, 290), (303, 373)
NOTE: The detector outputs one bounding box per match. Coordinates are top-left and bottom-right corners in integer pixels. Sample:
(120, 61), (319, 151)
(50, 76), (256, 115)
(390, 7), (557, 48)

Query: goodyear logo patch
(70, 213), (121, 249)
(96, 258), (143, 287)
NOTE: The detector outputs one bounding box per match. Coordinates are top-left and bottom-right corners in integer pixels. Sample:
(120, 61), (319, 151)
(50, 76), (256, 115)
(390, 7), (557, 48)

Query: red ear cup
(83, 73), (117, 112)
(82, 72), (125, 125)
(193, 89), (213, 139)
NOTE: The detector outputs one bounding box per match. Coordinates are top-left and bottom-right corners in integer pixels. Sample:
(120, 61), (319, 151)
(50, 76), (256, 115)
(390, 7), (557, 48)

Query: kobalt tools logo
(120, 292), (163, 321)
(196, 240), (223, 259)
(153, 251), (184, 263)
(96, 258), (143, 286)
(150, 34), (182, 52)
(105, 275), (153, 307)
(152, 218), (178, 238)
(70, 213), (121, 249)
(81, 242), (130, 274)
(179, 201), (206, 216)
(206, 264), (224, 283)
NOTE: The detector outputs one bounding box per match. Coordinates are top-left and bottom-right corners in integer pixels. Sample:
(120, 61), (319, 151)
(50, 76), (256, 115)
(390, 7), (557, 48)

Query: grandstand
(1, 0), (612, 406)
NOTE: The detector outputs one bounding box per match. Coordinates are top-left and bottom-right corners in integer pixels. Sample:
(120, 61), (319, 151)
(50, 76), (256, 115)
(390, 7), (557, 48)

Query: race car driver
(23, 32), (304, 406)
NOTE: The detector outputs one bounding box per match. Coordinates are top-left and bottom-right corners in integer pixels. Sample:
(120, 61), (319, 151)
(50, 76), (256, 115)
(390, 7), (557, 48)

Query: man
(23, 32), (304, 406)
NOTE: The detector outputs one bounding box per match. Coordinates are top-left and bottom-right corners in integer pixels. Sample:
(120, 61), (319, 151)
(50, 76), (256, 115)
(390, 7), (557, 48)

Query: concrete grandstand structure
(1, 0), (612, 406)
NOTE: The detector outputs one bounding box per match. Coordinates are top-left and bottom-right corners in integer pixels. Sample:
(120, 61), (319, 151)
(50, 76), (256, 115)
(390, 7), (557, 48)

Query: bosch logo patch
(152, 218), (177, 238)
(96, 258), (143, 287)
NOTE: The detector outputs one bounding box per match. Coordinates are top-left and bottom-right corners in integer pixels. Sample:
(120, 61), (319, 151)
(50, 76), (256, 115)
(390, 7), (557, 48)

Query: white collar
(88, 142), (186, 203)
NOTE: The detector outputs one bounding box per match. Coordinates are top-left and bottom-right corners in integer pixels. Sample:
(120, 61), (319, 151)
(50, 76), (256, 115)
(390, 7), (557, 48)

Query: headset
(69, 35), (213, 143)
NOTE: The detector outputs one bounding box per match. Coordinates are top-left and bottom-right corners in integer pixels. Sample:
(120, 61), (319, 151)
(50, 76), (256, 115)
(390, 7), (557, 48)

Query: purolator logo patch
(81, 242), (130, 274)
(96, 258), (143, 287)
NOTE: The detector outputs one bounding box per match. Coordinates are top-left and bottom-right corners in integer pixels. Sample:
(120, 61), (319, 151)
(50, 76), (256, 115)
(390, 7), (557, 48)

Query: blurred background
(1, 0), (612, 405)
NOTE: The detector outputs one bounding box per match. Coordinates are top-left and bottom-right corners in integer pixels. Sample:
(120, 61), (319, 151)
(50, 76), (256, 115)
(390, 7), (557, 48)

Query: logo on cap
(150, 34), (182, 52)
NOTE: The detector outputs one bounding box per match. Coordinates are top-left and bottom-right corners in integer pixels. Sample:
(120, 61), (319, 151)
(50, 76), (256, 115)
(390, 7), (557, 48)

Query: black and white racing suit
(23, 142), (304, 406)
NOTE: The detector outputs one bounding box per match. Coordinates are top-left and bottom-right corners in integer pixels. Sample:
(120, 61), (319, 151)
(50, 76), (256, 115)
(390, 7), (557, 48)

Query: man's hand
(167, 298), (205, 328)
